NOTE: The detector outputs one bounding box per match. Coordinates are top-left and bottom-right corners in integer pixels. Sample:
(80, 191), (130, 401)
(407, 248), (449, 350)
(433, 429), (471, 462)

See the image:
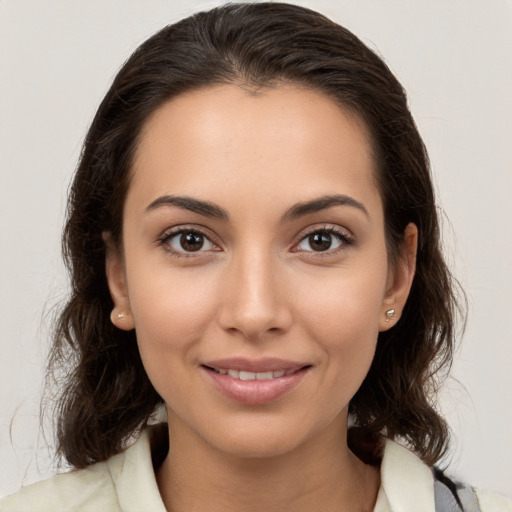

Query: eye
(295, 228), (352, 253)
(159, 228), (218, 255)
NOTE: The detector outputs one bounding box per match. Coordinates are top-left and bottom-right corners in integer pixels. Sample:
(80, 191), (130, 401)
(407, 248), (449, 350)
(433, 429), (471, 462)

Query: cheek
(293, 264), (387, 394)
(296, 263), (388, 340)
(125, 265), (221, 380)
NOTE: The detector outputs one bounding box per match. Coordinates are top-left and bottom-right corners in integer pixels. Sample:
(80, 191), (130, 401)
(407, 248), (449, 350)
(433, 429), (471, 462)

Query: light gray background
(1, 0), (511, 498)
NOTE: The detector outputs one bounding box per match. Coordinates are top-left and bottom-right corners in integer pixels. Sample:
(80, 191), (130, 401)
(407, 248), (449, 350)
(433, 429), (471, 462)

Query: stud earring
(110, 309), (125, 325)
(385, 309), (396, 322)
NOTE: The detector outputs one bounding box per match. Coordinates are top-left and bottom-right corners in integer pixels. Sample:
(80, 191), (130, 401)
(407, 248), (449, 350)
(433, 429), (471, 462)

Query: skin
(106, 84), (417, 511)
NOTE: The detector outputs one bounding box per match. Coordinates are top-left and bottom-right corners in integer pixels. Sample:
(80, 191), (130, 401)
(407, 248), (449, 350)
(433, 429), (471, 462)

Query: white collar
(377, 438), (435, 512)
(107, 428), (167, 512)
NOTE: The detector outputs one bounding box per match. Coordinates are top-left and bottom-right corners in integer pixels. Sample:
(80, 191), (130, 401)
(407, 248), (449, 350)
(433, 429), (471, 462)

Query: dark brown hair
(49, 2), (463, 468)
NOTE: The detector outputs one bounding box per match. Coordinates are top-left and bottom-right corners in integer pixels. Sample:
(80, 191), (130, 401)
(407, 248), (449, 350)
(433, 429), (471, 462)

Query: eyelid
(156, 224), (221, 256)
(291, 224), (355, 254)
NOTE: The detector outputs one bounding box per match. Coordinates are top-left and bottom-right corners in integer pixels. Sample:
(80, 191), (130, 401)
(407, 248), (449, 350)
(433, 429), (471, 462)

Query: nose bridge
(218, 243), (290, 338)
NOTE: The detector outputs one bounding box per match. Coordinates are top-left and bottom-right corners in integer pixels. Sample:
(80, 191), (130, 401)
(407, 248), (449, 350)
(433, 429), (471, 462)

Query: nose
(217, 249), (292, 340)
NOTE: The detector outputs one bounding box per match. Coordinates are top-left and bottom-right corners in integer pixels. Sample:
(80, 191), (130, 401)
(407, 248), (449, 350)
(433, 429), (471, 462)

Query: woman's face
(107, 84), (415, 458)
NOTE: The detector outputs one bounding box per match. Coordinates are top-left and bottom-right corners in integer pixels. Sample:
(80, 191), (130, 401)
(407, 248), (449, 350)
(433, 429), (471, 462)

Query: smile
(208, 367), (298, 380)
(201, 359), (311, 405)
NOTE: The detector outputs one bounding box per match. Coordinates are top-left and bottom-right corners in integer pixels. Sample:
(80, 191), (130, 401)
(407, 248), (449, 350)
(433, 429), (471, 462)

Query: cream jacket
(1, 429), (510, 511)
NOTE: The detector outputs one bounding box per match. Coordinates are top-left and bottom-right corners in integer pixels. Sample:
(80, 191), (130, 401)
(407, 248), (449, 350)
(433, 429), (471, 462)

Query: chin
(213, 430), (309, 460)
(195, 409), (345, 461)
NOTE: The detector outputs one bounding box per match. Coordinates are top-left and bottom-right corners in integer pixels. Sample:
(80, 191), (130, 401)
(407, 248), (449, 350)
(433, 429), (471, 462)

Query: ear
(103, 232), (135, 331)
(379, 223), (418, 331)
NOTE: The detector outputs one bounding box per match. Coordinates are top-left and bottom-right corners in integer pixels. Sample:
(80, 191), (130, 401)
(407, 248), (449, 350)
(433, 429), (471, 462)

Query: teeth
(213, 368), (293, 380)
(256, 371), (273, 380)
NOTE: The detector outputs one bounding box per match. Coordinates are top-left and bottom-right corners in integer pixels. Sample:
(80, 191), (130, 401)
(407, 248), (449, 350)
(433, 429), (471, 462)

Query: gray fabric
(435, 480), (465, 512)
(457, 483), (482, 512)
(434, 473), (482, 512)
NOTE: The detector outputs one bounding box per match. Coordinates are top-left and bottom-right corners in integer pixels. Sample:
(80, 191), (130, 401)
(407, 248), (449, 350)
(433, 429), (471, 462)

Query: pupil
(309, 232), (332, 251)
(180, 232), (204, 251)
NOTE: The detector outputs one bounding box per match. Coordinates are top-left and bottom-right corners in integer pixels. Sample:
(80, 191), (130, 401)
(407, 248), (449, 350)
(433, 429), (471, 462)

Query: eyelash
(156, 226), (219, 258)
(292, 225), (354, 256)
(156, 224), (354, 258)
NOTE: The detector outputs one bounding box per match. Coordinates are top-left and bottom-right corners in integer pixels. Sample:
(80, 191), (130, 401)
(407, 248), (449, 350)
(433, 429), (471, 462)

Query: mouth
(204, 366), (300, 380)
(201, 359), (311, 404)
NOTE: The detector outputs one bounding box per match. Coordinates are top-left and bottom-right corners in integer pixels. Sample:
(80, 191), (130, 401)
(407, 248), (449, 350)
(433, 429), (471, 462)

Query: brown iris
(308, 231), (333, 251)
(180, 232), (204, 251)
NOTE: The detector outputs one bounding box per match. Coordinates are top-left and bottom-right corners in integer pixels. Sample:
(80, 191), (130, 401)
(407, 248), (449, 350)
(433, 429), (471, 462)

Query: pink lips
(201, 358), (310, 405)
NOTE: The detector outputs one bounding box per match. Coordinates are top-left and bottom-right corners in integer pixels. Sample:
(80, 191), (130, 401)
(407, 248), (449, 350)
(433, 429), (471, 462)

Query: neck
(156, 418), (380, 512)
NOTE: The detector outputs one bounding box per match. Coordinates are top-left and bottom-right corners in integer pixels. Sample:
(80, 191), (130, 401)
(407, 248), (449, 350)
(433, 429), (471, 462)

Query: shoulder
(0, 428), (167, 512)
(474, 488), (512, 512)
(433, 467), (512, 512)
(379, 439), (512, 512)
(0, 460), (117, 512)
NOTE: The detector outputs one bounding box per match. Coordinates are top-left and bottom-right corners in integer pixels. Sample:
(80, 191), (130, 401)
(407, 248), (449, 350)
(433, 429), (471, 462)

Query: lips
(201, 358), (310, 404)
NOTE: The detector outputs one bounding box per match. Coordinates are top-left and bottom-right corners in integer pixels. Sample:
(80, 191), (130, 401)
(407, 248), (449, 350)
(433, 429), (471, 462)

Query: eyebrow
(145, 193), (368, 222)
(281, 194), (369, 222)
(146, 195), (230, 221)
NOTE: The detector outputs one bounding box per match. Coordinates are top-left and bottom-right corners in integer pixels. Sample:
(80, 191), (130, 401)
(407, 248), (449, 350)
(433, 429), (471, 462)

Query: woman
(1, 3), (510, 511)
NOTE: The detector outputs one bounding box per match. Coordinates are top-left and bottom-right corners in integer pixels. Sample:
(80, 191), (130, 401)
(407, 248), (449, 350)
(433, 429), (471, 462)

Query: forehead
(129, 84), (381, 216)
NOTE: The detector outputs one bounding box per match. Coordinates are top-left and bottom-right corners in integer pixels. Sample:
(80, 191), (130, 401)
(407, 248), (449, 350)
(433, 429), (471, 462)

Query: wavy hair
(48, 2), (463, 468)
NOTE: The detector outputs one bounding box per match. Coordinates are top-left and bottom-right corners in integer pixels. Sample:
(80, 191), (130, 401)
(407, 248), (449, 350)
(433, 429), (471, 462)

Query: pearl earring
(110, 309), (126, 325)
(385, 309), (395, 322)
